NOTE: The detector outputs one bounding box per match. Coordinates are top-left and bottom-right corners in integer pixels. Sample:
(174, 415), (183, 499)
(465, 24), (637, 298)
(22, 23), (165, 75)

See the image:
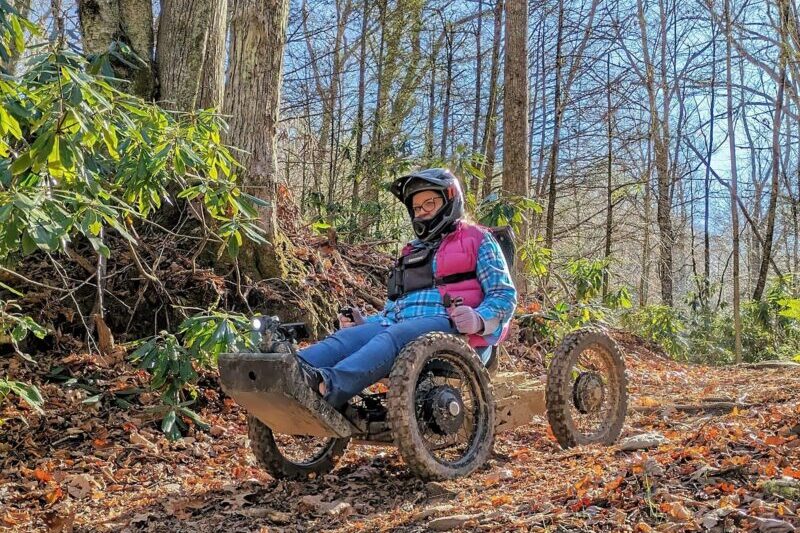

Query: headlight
(251, 317), (263, 332)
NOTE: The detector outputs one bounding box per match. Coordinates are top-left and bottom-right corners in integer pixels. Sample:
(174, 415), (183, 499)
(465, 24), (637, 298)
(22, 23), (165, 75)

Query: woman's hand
(449, 306), (484, 334)
(338, 307), (365, 329)
(338, 314), (355, 328)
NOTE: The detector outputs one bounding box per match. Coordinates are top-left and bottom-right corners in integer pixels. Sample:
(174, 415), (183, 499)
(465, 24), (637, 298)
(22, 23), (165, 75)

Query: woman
(298, 168), (517, 408)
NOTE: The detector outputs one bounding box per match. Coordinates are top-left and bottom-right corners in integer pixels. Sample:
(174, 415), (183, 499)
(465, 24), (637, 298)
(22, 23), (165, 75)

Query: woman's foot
(297, 358), (326, 397)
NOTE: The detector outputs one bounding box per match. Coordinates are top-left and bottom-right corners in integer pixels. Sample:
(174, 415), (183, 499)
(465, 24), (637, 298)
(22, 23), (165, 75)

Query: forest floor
(2, 331), (799, 532)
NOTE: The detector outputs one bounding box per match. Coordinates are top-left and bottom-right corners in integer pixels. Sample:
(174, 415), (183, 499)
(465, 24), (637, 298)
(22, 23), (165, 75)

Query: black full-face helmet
(390, 168), (465, 242)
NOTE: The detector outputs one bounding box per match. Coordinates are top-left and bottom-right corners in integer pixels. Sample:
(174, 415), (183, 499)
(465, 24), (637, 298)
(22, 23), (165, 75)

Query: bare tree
(724, 0), (742, 363)
(480, 0), (504, 199)
(753, 0), (789, 301)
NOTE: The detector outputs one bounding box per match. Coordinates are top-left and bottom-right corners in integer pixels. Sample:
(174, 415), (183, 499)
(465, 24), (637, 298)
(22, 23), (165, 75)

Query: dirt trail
(2, 338), (799, 532)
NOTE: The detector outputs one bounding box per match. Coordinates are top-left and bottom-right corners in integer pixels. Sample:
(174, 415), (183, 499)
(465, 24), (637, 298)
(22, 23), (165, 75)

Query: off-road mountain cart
(218, 317), (627, 481)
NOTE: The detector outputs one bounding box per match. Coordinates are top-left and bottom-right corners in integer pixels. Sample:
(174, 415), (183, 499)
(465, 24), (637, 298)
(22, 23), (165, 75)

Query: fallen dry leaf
(782, 466), (800, 479)
(65, 474), (101, 499)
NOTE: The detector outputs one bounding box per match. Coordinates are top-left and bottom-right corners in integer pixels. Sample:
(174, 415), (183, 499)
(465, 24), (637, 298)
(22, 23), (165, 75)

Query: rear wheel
(387, 332), (495, 480)
(546, 328), (627, 448)
(247, 415), (349, 480)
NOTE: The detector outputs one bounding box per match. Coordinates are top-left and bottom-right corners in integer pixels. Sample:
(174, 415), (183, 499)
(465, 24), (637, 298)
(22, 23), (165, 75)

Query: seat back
(488, 226), (516, 268)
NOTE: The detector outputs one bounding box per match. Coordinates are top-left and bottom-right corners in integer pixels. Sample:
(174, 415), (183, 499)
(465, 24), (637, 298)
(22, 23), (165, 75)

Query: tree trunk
(543, 0), (564, 249)
(425, 37), (437, 159)
(703, 17), (716, 307)
(471, 0), (484, 195)
(739, 57), (762, 292)
(197, 0), (228, 109)
(351, 1), (370, 213)
(223, 0), (289, 277)
(480, 0), (503, 199)
(603, 54), (614, 298)
(528, 19), (541, 197)
(795, 112), (800, 275)
(640, 135), (653, 307)
(542, 0), (600, 248)
(535, 22), (548, 195)
(360, 0), (387, 229)
(724, 0), (742, 363)
(440, 25), (453, 160)
(157, 0), (221, 110)
(1, 0), (31, 75)
(637, 0), (673, 306)
(77, 0), (155, 99)
(502, 0), (528, 291)
(753, 0), (788, 301)
(501, 0), (529, 200)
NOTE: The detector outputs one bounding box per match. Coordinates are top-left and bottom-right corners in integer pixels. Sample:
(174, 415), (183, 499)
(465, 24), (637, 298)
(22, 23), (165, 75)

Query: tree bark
(360, 0), (388, 228)
(440, 24), (453, 160)
(637, 0), (673, 306)
(640, 135), (653, 307)
(542, 0), (600, 249)
(753, 0), (788, 301)
(1, 0), (31, 75)
(480, 0), (503, 199)
(724, 0), (742, 363)
(471, 0), (484, 196)
(543, 0), (564, 248)
(223, 0), (289, 276)
(157, 0), (219, 110)
(351, 0), (370, 213)
(703, 16), (716, 307)
(603, 53), (614, 298)
(425, 36), (437, 159)
(502, 0), (528, 292)
(360, 0), (424, 231)
(502, 0), (529, 200)
(535, 21), (548, 195)
(197, 0), (228, 109)
(77, 0), (155, 99)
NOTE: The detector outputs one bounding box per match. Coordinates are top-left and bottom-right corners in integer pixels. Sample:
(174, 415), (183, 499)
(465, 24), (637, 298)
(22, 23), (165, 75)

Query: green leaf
(10, 16), (26, 53)
(129, 338), (156, 362)
(10, 151), (31, 175)
(7, 381), (44, 413)
(161, 409), (181, 441)
(21, 232), (37, 254)
(11, 323), (27, 342)
(0, 107), (22, 140)
(82, 394), (102, 405)
(227, 235), (239, 258)
(88, 219), (102, 236)
(179, 406), (209, 431)
(88, 236), (110, 258)
(102, 126), (119, 159)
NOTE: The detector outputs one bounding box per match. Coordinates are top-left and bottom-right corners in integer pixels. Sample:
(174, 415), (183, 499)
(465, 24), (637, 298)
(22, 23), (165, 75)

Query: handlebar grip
(339, 306), (355, 321)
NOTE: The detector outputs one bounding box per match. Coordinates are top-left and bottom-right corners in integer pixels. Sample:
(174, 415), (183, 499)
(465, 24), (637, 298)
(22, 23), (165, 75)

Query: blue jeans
(297, 317), (456, 408)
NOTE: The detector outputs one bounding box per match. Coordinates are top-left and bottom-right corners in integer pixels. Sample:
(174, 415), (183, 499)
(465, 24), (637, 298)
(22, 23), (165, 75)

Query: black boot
(297, 357), (323, 394)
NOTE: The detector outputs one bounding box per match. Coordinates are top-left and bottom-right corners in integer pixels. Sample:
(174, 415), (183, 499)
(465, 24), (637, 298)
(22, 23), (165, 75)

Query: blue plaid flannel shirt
(364, 230), (517, 343)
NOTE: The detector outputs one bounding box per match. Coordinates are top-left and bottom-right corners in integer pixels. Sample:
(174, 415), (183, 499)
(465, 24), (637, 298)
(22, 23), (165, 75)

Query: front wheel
(247, 415), (350, 480)
(387, 332), (495, 480)
(546, 328), (628, 448)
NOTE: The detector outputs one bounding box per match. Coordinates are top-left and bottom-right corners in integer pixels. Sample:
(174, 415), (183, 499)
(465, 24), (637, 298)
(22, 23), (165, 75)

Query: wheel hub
(423, 385), (465, 435)
(572, 371), (605, 414)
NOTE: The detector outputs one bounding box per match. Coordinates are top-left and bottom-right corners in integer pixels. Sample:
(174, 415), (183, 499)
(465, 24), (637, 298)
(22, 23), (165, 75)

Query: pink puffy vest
(401, 221), (508, 348)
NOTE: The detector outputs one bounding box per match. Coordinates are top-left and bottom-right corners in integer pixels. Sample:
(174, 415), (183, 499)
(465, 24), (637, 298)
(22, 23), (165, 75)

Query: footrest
(218, 352), (357, 438)
(493, 372), (546, 434)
